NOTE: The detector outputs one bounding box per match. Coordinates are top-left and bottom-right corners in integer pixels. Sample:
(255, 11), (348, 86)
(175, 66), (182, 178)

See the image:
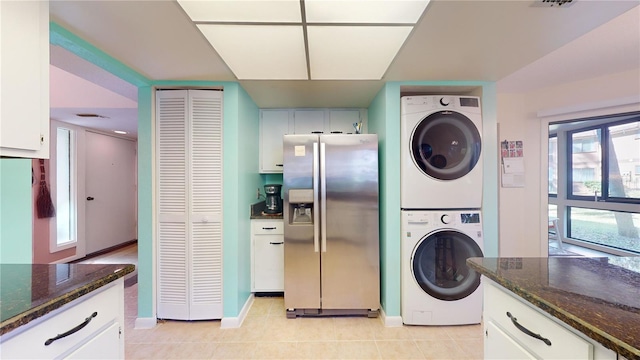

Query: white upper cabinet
(259, 108), (367, 173)
(259, 110), (291, 173)
(328, 109), (363, 134)
(0, 1), (50, 158)
(293, 110), (325, 134)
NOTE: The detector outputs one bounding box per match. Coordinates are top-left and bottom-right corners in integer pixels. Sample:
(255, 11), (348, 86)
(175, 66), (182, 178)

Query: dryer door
(412, 230), (483, 301)
(411, 111), (481, 180)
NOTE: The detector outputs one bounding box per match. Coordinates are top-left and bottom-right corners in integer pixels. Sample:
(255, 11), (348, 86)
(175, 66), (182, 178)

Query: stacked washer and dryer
(400, 95), (485, 326)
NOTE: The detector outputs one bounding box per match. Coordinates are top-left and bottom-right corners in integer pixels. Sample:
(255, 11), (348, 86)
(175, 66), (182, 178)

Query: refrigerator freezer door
(320, 134), (380, 310)
(283, 134), (321, 310)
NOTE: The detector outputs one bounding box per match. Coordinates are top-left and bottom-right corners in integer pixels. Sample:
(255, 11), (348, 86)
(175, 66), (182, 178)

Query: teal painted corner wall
(137, 86), (153, 318)
(367, 81), (498, 318)
(0, 159), (33, 264)
(234, 86), (262, 316)
(367, 86), (401, 317)
(218, 83), (261, 317)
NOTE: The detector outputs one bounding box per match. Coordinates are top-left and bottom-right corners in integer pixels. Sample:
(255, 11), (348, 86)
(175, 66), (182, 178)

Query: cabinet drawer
(252, 220), (284, 234)
(1, 282), (123, 359)
(485, 282), (592, 359)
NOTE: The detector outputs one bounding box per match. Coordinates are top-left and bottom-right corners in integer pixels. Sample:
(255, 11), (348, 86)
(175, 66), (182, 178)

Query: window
(550, 114), (639, 256)
(548, 136), (557, 196)
(568, 207), (640, 253)
(569, 128), (602, 198)
(51, 127), (77, 252)
(607, 122), (640, 199)
(568, 120), (640, 202)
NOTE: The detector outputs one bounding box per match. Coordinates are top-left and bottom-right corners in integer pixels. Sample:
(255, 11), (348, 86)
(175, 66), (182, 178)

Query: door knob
(87, 197), (94, 201)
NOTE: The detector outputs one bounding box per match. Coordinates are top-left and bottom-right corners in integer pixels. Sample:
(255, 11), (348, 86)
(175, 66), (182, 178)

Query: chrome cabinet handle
(269, 242), (284, 245)
(262, 227), (277, 230)
(45, 312), (98, 346)
(506, 312), (552, 346)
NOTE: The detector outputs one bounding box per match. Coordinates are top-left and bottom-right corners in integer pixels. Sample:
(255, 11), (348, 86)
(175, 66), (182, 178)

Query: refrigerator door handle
(313, 142), (320, 253)
(320, 142), (327, 253)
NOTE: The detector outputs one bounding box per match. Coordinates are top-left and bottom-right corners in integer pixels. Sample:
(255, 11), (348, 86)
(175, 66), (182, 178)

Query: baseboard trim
(134, 317), (157, 329)
(380, 307), (403, 327)
(70, 239), (138, 263)
(221, 294), (254, 329)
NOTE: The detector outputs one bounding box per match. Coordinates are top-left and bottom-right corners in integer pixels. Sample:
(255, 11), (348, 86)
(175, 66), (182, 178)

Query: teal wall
(137, 86), (153, 318)
(367, 85), (401, 316)
(0, 159), (33, 264)
(367, 82), (499, 317)
(216, 83), (262, 316)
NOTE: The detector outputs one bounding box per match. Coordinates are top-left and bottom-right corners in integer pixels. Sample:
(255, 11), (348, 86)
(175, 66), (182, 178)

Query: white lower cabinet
(251, 219), (284, 292)
(484, 280), (616, 360)
(0, 279), (125, 359)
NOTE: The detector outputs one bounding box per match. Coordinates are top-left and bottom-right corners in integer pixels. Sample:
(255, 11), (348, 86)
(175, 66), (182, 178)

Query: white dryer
(401, 210), (484, 325)
(401, 95), (483, 209)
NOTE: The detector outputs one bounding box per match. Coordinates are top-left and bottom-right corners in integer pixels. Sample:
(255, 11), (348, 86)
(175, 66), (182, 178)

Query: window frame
(566, 118), (640, 204)
(49, 125), (78, 253)
(549, 111), (640, 257)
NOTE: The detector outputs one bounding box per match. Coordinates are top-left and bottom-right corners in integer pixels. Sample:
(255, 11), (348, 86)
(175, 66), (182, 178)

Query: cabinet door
(66, 323), (122, 360)
(0, 1), (49, 158)
(254, 233), (285, 291)
(260, 110), (290, 173)
(485, 321), (536, 360)
(293, 110), (325, 134)
(328, 110), (360, 134)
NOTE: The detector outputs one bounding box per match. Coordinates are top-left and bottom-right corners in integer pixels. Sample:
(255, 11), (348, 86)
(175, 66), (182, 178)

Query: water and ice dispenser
(288, 189), (314, 224)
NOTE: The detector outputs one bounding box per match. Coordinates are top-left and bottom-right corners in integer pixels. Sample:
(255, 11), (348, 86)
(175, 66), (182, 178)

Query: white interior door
(85, 132), (137, 254)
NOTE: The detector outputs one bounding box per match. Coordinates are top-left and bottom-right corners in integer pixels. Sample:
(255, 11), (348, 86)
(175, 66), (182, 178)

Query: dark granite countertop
(467, 257), (640, 360)
(0, 263), (135, 336)
(250, 200), (283, 220)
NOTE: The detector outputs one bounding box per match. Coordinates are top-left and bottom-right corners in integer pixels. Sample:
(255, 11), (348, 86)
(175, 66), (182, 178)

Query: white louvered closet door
(156, 89), (223, 320)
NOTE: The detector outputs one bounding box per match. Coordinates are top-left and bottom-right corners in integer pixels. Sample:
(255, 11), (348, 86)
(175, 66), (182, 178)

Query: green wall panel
(0, 159), (33, 264)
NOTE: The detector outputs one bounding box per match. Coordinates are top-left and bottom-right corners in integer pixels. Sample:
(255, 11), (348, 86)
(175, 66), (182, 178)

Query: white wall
(497, 68), (640, 256)
(84, 131), (137, 254)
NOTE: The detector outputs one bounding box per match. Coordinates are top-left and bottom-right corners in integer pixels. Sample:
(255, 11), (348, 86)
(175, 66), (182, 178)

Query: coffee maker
(264, 184), (283, 214)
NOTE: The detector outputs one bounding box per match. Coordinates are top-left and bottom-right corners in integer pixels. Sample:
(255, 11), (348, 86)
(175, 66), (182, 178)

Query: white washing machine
(401, 210), (484, 325)
(401, 95), (483, 209)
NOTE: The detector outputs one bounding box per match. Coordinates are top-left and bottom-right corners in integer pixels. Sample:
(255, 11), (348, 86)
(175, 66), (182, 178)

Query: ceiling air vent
(531, 0), (575, 7)
(75, 113), (109, 118)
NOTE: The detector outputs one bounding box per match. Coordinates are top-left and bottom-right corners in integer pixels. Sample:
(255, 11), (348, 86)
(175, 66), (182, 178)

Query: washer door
(411, 111), (481, 180)
(412, 230), (483, 301)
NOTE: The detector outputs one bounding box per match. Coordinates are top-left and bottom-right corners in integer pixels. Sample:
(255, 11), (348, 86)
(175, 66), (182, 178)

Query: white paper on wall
(501, 140), (525, 188)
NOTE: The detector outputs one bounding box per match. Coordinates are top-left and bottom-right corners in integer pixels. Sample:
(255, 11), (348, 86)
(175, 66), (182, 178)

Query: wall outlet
(256, 188), (261, 199)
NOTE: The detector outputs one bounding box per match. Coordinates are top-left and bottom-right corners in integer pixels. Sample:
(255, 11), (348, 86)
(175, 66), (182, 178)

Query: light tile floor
(124, 285), (483, 359)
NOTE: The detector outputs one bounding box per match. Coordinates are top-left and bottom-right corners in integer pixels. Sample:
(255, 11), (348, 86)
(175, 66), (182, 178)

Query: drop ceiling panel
(177, 0), (302, 23)
(304, 0), (429, 24)
(308, 26), (413, 80)
(197, 25), (308, 80)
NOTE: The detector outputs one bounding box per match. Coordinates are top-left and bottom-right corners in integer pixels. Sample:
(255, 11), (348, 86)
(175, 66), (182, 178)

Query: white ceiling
(48, 1), (640, 139)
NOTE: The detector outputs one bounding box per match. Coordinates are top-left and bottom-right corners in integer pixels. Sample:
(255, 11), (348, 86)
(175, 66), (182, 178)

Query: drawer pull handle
(44, 312), (98, 346)
(269, 242), (284, 245)
(262, 227), (277, 230)
(506, 312), (552, 346)
(276, 164), (284, 167)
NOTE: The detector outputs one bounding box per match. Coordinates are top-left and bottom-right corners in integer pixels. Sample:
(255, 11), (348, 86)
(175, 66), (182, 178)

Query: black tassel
(36, 159), (56, 218)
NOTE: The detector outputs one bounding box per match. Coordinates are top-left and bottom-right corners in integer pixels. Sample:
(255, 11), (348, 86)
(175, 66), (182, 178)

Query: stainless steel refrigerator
(283, 134), (380, 318)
